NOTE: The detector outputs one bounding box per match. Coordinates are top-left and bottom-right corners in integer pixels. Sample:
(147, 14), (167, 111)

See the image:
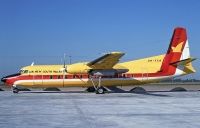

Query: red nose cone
(1, 73), (21, 86)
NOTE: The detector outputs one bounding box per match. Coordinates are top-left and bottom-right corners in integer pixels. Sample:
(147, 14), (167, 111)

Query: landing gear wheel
(13, 88), (19, 93)
(96, 87), (104, 94)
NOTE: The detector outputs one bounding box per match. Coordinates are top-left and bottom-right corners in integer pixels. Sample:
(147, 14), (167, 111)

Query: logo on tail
(171, 42), (184, 53)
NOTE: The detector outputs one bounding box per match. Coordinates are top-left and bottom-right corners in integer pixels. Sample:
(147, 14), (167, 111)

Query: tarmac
(0, 91), (200, 128)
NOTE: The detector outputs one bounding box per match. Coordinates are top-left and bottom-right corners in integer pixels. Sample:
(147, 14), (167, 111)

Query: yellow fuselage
(10, 55), (171, 88)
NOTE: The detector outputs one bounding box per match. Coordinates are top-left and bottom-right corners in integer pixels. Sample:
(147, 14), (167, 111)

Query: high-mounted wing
(87, 52), (125, 69)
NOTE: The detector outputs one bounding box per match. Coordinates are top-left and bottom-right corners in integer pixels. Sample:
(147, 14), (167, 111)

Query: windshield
(20, 70), (28, 74)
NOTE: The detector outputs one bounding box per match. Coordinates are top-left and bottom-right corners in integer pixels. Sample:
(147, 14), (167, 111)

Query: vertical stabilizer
(160, 27), (195, 75)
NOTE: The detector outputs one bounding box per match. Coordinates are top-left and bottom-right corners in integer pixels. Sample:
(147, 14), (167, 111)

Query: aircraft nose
(1, 77), (7, 83)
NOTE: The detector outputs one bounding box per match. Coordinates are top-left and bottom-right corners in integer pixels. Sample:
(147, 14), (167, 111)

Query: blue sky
(0, 0), (200, 79)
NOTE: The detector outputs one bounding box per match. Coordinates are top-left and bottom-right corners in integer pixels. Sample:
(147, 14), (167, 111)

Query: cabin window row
(21, 70), (66, 74)
(32, 74), (135, 79)
(48, 75), (88, 79)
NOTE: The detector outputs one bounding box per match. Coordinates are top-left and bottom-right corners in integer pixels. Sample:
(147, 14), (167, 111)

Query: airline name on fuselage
(21, 70), (66, 74)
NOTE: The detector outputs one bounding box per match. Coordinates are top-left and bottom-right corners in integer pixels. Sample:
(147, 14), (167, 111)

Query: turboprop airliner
(1, 27), (196, 94)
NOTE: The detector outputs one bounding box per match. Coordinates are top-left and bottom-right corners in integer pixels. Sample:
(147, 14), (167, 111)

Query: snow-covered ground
(0, 91), (200, 128)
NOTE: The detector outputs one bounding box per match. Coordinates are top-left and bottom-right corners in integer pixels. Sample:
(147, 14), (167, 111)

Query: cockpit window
(20, 70), (28, 74)
(24, 70), (28, 73)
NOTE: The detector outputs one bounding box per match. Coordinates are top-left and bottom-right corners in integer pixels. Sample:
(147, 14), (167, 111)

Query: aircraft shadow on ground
(21, 90), (171, 97)
(108, 91), (171, 97)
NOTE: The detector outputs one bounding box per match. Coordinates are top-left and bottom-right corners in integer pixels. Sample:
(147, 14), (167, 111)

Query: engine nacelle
(66, 62), (129, 75)
(67, 63), (90, 74)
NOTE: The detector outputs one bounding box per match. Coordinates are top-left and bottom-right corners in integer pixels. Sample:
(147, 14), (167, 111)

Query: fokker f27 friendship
(1, 27), (196, 94)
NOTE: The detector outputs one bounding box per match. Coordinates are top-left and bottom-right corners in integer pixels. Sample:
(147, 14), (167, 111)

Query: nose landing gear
(12, 87), (19, 93)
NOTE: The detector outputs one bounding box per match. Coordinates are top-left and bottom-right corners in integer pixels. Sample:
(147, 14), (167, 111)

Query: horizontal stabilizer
(170, 57), (196, 66)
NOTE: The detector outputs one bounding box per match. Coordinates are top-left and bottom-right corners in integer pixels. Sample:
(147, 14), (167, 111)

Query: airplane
(1, 27), (196, 94)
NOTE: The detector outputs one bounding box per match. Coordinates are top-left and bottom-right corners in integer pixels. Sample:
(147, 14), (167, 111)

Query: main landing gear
(90, 76), (105, 94)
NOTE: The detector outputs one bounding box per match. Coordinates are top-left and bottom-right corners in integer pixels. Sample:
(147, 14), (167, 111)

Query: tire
(96, 87), (104, 94)
(13, 88), (19, 93)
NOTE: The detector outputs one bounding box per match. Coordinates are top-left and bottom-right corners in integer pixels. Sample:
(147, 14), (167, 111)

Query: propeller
(63, 53), (68, 72)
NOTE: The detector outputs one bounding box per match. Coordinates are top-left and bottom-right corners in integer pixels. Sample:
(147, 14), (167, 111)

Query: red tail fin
(167, 27), (187, 54)
(161, 27), (187, 75)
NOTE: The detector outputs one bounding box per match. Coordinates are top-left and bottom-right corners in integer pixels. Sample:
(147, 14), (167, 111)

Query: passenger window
(123, 74), (126, 78)
(50, 75), (53, 79)
(58, 76), (60, 79)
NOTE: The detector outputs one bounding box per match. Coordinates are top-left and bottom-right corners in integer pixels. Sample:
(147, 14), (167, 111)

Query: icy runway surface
(0, 91), (200, 128)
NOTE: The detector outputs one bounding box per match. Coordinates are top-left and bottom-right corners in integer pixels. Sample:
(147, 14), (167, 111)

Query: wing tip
(110, 52), (125, 55)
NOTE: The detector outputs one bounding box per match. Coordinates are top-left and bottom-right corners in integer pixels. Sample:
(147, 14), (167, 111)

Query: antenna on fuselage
(31, 62), (34, 66)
